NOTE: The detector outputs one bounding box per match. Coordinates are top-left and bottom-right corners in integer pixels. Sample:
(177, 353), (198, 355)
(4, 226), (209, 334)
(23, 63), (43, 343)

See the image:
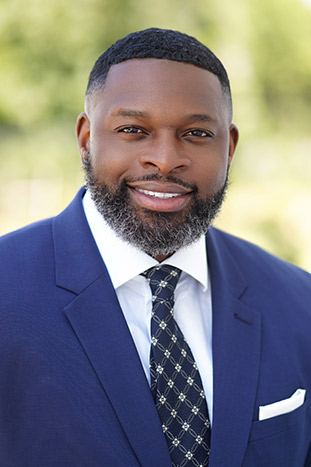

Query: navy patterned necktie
(141, 265), (211, 467)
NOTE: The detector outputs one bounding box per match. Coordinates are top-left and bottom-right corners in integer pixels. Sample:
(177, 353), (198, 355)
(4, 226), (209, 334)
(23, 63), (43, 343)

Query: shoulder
(0, 217), (53, 252)
(207, 227), (310, 293)
(0, 218), (55, 285)
(0, 188), (86, 269)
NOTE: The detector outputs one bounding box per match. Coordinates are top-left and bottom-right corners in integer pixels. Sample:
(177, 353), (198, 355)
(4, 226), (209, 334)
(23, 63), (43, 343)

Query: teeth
(136, 188), (183, 199)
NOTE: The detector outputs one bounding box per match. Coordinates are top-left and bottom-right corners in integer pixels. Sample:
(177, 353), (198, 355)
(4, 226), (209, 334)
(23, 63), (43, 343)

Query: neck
(153, 252), (175, 263)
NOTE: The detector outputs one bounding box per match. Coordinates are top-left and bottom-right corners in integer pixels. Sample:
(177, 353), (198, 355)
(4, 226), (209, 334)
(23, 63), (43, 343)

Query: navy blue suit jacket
(0, 188), (310, 466)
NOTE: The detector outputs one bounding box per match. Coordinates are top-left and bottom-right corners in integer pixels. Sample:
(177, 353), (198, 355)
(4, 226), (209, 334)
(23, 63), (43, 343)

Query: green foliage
(248, 0), (311, 133)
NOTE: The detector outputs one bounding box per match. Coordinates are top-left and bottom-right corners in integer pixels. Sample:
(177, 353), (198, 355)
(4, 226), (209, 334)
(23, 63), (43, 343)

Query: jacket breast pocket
(249, 392), (310, 442)
(242, 394), (311, 467)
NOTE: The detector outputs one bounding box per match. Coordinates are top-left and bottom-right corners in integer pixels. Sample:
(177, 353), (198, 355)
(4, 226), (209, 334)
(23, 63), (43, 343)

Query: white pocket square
(259, 388), (306, 421)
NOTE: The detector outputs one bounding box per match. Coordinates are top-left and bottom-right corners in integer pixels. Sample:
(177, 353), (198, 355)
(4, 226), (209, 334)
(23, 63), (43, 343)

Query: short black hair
(86, 28), (232, 113)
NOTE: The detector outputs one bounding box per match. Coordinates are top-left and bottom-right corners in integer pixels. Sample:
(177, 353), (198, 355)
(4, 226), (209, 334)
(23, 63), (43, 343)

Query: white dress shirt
(83, 190), (213, 422)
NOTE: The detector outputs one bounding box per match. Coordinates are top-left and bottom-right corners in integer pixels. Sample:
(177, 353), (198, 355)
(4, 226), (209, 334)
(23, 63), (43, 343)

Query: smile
(127, 185), (192, 212)
(135, 188), (184, 199)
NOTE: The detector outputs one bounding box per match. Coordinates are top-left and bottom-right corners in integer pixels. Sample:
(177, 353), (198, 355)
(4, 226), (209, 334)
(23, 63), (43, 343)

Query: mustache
(123, 174), (197, 192)
(83, 151), (197, 192)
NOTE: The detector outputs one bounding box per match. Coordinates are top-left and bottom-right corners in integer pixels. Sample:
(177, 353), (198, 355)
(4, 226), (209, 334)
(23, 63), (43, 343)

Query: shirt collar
(83, 190), (208, 291)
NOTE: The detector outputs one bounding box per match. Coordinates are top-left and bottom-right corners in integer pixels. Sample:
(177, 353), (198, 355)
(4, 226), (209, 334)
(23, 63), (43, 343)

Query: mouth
(127, 181), (193, 212)
(134, 188), (185, 199)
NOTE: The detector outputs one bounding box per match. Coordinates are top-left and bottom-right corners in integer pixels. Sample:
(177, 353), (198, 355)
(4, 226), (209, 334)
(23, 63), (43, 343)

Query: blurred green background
(0, 0), (310, 269)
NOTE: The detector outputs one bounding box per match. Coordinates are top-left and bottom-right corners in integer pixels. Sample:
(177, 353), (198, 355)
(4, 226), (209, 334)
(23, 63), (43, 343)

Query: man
(0, 28), (310, 467)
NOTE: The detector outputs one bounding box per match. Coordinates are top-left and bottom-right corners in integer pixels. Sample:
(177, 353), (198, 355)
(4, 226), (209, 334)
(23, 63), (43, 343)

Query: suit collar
(206, 228), (248, 299)
(53, 188), (106, 294)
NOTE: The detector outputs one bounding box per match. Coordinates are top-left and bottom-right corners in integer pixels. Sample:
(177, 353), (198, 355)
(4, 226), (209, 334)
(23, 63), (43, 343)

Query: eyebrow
(187, 114), (217, 123)
(110, 108), (150, 119)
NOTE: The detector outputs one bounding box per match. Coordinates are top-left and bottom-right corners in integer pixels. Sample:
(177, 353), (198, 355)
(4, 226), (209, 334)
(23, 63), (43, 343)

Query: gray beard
(82, 154), (229, 258)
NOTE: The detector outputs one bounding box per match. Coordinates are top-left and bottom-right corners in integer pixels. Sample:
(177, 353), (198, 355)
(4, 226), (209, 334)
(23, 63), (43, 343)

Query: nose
(139, 133), (191, 175)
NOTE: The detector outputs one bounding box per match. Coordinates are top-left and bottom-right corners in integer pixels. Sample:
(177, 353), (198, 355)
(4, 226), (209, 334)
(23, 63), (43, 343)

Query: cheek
(195, 154), (229, 195)
(89, 146), (125, 184)
(90, 133), (140, 182)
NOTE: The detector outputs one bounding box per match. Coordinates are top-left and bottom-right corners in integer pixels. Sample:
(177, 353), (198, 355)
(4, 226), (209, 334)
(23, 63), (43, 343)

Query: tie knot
(141, 265), (181, 300)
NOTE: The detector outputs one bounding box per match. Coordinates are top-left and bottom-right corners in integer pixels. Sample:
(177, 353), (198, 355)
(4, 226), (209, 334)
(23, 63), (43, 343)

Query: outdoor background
(0, 0), (310, 270)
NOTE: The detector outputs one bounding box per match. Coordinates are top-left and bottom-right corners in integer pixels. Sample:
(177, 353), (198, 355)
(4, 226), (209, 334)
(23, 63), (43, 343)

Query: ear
(76, 112), (90, 163)
(228, 123), (239, 167)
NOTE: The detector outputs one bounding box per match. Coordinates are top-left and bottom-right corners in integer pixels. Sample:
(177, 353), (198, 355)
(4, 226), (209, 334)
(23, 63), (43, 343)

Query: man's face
(77, 59), (238, 260)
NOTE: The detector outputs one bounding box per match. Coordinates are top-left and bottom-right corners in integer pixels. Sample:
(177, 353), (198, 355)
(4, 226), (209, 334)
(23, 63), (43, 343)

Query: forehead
(89, 59), (228, 120)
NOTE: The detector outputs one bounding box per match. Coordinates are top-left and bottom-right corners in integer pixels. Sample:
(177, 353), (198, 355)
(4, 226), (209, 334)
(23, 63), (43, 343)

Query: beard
(82, 153), (229, 258)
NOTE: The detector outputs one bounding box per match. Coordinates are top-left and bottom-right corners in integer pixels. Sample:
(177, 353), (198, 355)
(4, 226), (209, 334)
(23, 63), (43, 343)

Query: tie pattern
(142, 265), (211, 467)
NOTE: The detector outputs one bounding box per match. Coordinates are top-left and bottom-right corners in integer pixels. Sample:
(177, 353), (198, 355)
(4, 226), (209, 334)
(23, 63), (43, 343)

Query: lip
(127, 182), (193, 212)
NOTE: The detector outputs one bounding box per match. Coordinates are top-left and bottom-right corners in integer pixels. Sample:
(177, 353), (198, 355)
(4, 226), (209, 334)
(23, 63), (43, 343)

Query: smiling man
(0, 29), (310, 467)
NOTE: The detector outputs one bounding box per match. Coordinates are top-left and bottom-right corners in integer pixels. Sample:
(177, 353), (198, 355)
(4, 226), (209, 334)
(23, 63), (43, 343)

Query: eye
(183, 129), (212, 138)
(117, 126), (145, 134)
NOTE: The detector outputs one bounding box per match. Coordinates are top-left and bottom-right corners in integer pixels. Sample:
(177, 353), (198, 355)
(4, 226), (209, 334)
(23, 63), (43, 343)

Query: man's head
(85, 28), (232, 119)
(77, 29), (239, 261)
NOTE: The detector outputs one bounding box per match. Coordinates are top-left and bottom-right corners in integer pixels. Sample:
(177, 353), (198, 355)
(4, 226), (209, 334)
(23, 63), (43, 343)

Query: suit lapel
(53, 190), (171, 466)
(64, 276), (171, 466)
(206, 230), (262, 467)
